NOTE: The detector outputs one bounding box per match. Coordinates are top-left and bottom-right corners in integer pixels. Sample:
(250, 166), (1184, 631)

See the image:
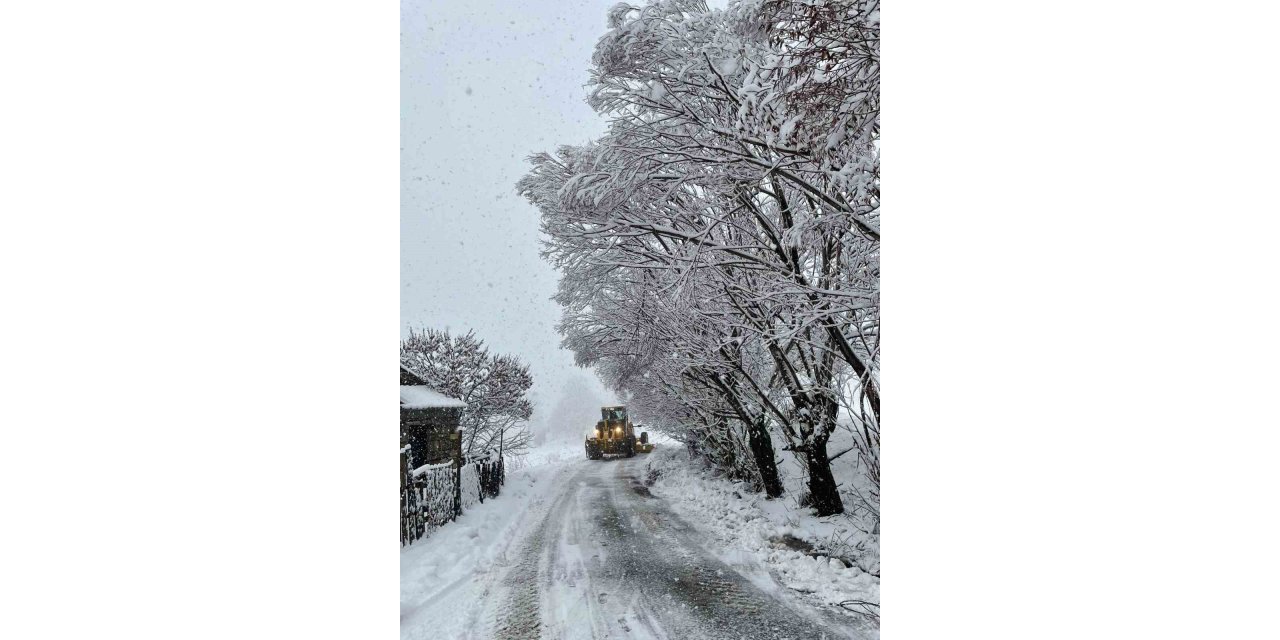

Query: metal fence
(401, 441), (505, 546)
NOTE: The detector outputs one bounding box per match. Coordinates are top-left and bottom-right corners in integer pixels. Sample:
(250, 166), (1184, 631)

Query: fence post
(400, 444), (408, 546)
(452, 429), (462, 520)
(498, 429), (505, 492)
(402, 443), (420, 546)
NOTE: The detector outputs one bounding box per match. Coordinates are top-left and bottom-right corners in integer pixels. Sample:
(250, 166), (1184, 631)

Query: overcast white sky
(401, 0), (624, 432)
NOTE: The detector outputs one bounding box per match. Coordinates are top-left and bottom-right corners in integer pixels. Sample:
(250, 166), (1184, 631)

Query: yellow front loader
(585, 406), (654, 459)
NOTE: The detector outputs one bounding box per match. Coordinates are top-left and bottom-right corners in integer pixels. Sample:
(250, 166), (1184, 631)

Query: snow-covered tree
(400, 328), (535, 458)
(519, 0), (877, 517)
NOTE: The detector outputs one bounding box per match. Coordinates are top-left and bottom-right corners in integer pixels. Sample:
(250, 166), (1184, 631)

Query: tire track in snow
(599, 458), (857, 640)
(484, 456), (859, 640)
(488, 462), (590, 640)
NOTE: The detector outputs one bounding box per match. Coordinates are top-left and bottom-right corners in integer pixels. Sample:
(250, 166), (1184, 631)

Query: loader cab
(600, 406), (632, 440)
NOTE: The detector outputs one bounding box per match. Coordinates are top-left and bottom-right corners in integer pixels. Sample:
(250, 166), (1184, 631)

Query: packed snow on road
(400, 438), (879, 640)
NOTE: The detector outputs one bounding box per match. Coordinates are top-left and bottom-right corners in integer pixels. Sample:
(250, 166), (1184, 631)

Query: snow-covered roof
(400, 385), (467, 409)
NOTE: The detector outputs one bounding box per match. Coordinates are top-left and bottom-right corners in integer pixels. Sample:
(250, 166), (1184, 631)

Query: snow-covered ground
(400, 439), (581, 639)
(401, 437), (876, 639)
(643, 446), (880, 624)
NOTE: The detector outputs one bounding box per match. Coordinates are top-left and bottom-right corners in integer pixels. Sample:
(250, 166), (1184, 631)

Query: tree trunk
(804, 440), (844, 516)
(704, 369), (784, 497)
(746, 418), (784, 499)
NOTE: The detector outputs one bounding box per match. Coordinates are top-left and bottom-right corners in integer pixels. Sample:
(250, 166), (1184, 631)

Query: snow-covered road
(403, 450), (867, 640)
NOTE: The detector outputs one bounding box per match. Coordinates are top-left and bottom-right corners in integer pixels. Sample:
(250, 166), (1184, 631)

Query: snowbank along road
(407, 453), (866, 640)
